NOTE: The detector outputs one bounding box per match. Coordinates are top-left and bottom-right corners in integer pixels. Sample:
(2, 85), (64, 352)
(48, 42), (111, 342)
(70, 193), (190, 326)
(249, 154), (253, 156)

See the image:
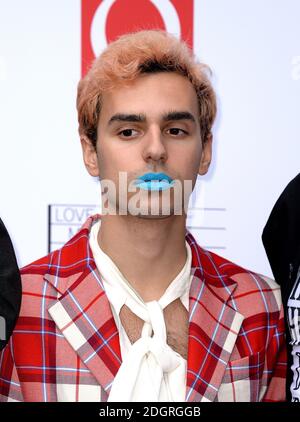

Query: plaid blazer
(0, 215), (287, 402)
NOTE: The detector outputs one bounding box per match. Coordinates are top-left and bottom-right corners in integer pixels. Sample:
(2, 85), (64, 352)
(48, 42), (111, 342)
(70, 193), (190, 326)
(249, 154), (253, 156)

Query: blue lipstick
(134, 172), (175, 191)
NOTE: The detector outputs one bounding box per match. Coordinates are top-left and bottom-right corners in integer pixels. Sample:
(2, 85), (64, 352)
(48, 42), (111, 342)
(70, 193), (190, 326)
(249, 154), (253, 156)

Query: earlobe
(80, 135), (100, 177)
(198, 133), (212, 176)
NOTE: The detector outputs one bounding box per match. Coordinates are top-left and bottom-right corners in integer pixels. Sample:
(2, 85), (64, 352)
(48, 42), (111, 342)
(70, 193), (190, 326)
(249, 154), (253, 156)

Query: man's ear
(80, 135), (100, 177)
(198, 132), (213, 176)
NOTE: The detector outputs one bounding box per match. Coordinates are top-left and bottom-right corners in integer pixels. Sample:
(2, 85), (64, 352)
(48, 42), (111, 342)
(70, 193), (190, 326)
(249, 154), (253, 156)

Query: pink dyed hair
(77, 30), (217, 147)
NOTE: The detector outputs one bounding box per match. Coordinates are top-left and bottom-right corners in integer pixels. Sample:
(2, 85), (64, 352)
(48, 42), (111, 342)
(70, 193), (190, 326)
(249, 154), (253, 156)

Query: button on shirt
(89, 220), (193, 402)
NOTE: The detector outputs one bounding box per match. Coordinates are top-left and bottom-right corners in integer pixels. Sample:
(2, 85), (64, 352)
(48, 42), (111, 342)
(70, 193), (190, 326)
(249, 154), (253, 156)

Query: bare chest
(119, 298), (189, 359)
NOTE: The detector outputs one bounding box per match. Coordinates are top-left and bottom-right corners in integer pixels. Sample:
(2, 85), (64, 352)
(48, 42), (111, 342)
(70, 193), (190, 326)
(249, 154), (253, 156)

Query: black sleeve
(0, 218), (22, 351)
(262, 173), (300, 304)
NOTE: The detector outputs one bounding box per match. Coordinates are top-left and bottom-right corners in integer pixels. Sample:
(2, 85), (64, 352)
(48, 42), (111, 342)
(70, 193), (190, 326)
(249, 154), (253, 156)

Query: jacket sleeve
(261, 304), (288, 402)
(0, 337), (24, 402)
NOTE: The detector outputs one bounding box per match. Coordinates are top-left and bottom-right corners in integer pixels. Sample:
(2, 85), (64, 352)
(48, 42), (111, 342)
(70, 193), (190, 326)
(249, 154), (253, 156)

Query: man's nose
(141, 127), (168, 165)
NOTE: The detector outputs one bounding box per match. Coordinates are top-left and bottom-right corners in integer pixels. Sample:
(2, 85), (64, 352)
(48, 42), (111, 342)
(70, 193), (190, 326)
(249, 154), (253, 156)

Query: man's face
(82, 71), (212, 218)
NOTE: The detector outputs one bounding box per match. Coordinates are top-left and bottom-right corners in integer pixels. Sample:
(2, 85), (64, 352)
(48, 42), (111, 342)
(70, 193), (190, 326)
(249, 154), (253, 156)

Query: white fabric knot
(108, 300), (183, 401)
(138, 302), (181, 373)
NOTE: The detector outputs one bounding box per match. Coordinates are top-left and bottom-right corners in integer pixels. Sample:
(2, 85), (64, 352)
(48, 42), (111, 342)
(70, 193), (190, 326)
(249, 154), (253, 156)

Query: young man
(0, 30), (286, 402)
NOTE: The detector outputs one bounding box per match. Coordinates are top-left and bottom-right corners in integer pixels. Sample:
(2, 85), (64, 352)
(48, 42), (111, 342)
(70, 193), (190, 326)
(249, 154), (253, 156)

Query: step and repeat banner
(0, 0), (299, 277)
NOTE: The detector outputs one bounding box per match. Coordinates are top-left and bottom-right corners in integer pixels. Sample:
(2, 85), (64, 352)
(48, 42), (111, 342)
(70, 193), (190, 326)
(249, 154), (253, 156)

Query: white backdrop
(0, 0), (299, 278)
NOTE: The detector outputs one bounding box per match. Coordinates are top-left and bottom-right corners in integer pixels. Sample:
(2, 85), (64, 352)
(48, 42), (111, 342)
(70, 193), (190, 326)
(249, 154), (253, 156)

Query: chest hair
(119, 298), (188, 359)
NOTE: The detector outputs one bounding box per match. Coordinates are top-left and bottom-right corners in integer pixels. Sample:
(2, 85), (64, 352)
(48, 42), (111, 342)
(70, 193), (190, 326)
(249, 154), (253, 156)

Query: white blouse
(89, 220), (192, 402)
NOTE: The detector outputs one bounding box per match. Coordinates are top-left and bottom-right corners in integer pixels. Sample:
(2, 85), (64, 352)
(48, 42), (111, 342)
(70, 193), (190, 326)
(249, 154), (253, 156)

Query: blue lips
(134, 172), (175, 191)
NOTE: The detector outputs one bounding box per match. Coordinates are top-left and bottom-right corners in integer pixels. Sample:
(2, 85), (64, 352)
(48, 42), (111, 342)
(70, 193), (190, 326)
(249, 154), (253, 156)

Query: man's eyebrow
(162, 111), (196, 123)
(107, 113), (146, 125)
(107, 111), (196, 126)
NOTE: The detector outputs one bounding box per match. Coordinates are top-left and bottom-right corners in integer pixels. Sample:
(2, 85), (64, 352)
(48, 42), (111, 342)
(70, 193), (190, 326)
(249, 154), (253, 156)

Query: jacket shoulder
(21, 214), (97, 275)
(20, 222), (94, 295)
(197, 246), (282, 313)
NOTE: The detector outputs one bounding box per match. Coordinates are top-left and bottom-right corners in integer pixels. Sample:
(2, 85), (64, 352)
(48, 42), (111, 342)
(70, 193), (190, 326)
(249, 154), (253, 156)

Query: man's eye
(118, 129), (138, 138)
(167, 128), (187, 136)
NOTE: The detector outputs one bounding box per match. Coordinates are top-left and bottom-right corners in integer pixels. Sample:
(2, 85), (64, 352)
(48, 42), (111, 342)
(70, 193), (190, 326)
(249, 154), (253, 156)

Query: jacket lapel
(185, 233), (244, 402)
(47, 216), (122, 398)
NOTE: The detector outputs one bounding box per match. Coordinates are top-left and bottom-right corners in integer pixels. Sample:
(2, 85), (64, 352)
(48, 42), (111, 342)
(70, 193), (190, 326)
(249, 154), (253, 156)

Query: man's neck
(97, 213), (188, 302)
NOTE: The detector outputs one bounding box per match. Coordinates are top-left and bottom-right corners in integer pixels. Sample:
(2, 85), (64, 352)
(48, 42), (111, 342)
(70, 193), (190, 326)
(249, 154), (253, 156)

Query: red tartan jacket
(0, 215), (287, 402)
